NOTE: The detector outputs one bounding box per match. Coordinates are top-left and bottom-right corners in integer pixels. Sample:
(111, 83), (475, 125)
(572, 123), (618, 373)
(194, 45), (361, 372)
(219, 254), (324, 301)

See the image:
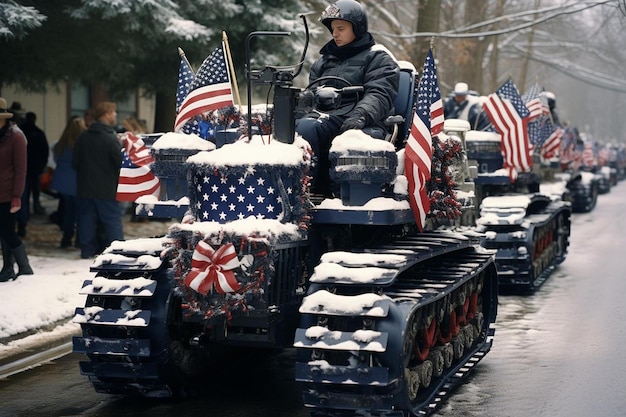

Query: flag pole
(178, 47), (194, 73)
(222, 31), (242, 110)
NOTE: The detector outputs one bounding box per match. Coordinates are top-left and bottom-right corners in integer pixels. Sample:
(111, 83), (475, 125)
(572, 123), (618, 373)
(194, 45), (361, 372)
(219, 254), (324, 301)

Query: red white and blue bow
(184, 241), (241, 295)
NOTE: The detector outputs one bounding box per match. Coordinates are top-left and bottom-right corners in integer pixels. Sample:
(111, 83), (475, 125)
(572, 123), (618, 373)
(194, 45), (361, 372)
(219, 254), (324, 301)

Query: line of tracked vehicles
(72, 18), (498, 417)
(459, 125), (572, 292)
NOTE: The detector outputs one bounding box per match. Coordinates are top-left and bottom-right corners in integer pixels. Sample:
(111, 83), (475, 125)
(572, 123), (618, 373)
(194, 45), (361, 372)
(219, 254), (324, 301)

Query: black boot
(0, 239), (16, 282)
(60, 234), (73, 248)
(34, 202), (46, 215)
(12, 244), (33, 276)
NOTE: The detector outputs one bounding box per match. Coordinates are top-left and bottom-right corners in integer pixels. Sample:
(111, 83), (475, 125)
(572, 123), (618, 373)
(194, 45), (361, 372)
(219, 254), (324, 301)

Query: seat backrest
(394, 61), (418, 143)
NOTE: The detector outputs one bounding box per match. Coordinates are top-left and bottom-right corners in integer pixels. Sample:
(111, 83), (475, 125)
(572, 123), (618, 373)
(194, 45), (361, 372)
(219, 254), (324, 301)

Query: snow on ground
(0, 191), (172, 358)
(0, 257), (93, 342)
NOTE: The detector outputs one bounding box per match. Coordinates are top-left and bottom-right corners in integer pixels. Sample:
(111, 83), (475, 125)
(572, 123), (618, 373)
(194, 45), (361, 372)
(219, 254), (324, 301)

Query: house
(1, 82), (156, 158)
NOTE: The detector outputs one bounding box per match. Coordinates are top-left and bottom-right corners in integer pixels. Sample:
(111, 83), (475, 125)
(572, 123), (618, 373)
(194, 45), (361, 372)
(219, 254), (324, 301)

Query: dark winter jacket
(443, 96), (491, 131)
(20, 120), (49, 176)
(0, 122), (27, 203)
(72, 121), (122, 200)
(309, 33), (400, 129)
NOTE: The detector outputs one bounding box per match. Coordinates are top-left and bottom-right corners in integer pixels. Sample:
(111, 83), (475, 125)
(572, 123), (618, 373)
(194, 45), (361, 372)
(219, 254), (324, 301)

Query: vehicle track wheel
(438, 309), (459, 344)
(467, 292), (478, 321)
(415, 317), (437, 362)
(472, 312), (484, 339)
(166, 295), (213, 383)
(417, 360), (433, 389)
(428, 349), (445, 378)
(405, 368), (420, 401)
(441, 343), (454, 368)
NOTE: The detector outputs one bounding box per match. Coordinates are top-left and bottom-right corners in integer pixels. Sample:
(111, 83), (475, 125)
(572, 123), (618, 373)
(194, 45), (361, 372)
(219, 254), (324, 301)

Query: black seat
(385, 60), (417, 145)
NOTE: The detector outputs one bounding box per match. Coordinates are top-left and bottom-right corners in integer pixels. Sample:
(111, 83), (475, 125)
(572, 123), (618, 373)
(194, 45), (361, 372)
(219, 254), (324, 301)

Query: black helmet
(320, 0), (368, 38)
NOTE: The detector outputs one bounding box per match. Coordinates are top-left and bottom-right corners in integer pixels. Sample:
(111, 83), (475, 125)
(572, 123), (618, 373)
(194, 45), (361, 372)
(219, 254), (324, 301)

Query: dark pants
(296, 115), (343, 195)
(60, 193), (78, 244)
(15, 173), (44, 236)
(0, 202), (22, 249)
(77, 198), (124, 258)
(295, 115), (387, 195)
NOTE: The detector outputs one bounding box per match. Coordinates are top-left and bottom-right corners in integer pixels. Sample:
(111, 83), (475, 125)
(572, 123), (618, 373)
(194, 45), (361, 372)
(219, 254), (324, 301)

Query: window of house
(116, 92), (137, 123)
(70, 83), (90, 119)
(70, 84), (138, 127)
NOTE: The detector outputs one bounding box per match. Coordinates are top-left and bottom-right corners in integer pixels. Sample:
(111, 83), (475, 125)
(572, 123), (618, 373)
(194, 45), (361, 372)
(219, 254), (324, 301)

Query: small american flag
(597, 147), (610, 166)
(559, 127), (577, 165)
(176, 50), (195, 113)
(482, 79), (532, 180)
(581, 142), (595, 167)
(522, 83), (550, 122)
(116, 132), (160, 202)
(540, 122), (563, 159)
(174, 42), (234, 132)
(523, 83), (552, 148)
(404, 48), (442, 231)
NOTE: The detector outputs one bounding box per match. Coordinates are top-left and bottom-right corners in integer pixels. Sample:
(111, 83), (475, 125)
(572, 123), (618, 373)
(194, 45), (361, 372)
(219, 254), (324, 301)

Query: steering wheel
(304, 76), (363, 116)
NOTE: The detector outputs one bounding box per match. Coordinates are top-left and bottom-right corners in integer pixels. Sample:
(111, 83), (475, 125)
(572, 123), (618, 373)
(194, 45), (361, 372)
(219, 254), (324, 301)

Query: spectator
(9, 101), (25, 125)
(0, 97), (33, 282)
(51, 116), (86, 248)
(443, 82), (491, 131)
(18, 112), (50, 222)
(542, 91), (561, 127)
(295, 0), (399, 196)
(73, 101), (124, 259)
(84, 108), (94, 127)
(121, 115), (147, 135)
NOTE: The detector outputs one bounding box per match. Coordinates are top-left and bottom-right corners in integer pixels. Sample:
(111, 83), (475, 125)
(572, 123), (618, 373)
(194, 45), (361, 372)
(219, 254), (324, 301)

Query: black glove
(340, 114), (367, 133)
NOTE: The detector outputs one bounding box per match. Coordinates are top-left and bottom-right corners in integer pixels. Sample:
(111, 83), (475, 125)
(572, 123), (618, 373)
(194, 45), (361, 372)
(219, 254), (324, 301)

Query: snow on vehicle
(557, 171), (599, 213)
(72, 19), (498, 417)
(595, 165), (613, 194)
(465, 129), (571, 292)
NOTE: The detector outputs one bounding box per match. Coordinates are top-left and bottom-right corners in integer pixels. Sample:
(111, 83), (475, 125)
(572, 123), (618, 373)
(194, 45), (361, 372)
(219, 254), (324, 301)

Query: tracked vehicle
(73, 18), (498, 417)
(555, 170), (598, 213)
(465, 129), (571, 292)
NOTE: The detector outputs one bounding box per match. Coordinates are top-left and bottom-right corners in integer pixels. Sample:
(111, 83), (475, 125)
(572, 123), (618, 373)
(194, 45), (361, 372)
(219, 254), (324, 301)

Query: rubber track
(296, 232), (498, 417)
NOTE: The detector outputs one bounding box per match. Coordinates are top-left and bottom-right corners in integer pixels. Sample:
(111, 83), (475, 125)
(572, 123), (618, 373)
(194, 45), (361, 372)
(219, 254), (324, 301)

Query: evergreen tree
(0, 0), (303, 130)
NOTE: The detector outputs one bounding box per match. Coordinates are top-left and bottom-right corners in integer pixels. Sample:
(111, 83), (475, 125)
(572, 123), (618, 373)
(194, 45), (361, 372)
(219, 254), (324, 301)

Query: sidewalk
(0, 193), (172, 376)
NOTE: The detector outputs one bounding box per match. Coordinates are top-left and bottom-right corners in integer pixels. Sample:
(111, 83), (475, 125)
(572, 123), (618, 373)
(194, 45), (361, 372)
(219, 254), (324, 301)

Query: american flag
(597, 147), (610, 166)
(523, 83), (552, 149)
(522, 83), (550, 121)
(540, 121), (563, 159)
(581, 142), (595, 167)
(404, 48), (443, 231)
(192, 168), (299, 223)
(176, 50), (195, 113)
(482, 79), (532, 180)
(559, 127), (577, 165)
(174, 42), (234, 132)
(116, 132), (160, 202)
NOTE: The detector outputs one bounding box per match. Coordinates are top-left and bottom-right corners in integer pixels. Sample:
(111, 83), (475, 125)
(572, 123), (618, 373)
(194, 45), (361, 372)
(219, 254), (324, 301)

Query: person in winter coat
(51, 116), (86, 248)
(443, 82), (491, 131)
(72, 101), (124, 259)
(20, 112), (50, 214)
(0, 97), (34, 282)
(15, 111), (50, 237)
(295, 0), (400, 196)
